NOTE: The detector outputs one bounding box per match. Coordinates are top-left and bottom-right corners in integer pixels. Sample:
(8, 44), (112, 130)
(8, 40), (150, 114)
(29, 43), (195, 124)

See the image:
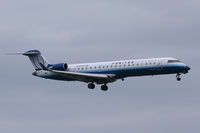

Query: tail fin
(23, 50), (50, 71)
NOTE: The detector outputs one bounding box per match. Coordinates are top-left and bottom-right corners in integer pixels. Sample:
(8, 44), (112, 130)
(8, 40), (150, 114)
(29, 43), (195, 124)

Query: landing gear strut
(101, 84), (108, 91)
(88, 83), (95, 89)
(176, 73), (181, 81)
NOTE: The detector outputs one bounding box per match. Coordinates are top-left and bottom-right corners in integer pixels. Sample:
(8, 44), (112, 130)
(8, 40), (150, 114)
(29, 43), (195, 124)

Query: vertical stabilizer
(23, 50), (49, 71)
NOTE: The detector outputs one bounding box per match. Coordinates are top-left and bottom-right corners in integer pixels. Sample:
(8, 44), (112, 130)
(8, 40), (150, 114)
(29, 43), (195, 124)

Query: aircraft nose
(32, 72), (37, 76)
(185, 65), (191, 71)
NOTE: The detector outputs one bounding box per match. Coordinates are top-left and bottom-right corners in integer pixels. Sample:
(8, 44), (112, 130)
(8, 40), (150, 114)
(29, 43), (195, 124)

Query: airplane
(13, 50), (191, 91)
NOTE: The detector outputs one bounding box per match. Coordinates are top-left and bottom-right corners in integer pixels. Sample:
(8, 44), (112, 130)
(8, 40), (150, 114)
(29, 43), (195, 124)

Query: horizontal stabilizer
(22, 50), (41, 56)
(5, 53), (23, 55)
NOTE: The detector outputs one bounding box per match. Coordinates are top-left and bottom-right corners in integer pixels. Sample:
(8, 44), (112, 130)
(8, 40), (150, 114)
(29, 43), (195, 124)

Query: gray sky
(0, 0), (200, 133)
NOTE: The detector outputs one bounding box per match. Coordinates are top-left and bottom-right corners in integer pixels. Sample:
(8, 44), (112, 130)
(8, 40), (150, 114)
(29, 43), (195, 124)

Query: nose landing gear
(176, 73), (181, 81)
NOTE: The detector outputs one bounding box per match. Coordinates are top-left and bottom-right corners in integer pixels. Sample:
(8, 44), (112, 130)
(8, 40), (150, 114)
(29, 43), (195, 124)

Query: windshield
(168, 60), (181, 63)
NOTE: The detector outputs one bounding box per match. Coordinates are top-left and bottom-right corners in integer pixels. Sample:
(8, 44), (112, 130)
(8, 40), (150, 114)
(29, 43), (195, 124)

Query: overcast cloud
(0, 0), (200, 133)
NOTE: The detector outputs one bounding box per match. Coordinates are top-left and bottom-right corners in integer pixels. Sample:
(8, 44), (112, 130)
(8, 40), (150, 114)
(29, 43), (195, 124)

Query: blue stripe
(38, 64), (188, 81)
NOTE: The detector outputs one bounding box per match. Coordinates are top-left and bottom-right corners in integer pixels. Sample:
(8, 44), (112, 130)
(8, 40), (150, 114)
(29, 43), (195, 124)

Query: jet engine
(51, 63), (68, 71)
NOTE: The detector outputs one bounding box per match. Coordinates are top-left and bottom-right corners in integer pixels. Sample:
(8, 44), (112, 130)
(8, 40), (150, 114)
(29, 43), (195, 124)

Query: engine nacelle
(51, 63), (68, 71)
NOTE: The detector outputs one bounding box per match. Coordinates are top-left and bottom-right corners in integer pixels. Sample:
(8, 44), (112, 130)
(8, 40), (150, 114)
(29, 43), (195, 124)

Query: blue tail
(23, 50), (50, 71)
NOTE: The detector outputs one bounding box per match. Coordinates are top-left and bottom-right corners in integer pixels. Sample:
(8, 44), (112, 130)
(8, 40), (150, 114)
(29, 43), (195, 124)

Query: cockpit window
(168, 60), (181, 63)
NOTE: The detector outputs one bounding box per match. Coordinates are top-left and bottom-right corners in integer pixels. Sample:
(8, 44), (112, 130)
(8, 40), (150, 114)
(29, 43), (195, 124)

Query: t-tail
(22, 50), (50, 71)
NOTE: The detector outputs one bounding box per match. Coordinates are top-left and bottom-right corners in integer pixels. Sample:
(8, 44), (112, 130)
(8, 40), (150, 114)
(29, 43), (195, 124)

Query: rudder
(23, 50), (49, 71)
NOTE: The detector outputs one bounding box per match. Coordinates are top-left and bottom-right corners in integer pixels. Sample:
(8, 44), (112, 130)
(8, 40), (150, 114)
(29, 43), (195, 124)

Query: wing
(50, 70), (116, 84)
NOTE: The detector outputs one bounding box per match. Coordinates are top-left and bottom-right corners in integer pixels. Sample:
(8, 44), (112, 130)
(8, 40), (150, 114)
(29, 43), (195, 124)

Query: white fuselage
(34, 57), (190, 83)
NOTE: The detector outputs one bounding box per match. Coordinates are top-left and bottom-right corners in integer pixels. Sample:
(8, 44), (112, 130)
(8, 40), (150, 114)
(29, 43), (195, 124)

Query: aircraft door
(158, 61), (163, 71)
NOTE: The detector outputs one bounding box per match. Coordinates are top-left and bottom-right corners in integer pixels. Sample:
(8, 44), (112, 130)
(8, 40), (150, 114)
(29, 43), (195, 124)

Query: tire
(177, 77), (181, 81)
(101, 85), (108, 91)
(88, 83), (95, 89)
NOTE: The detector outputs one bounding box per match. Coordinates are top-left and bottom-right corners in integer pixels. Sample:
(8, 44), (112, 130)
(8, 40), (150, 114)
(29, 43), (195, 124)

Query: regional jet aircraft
(16, 50), (191, 91)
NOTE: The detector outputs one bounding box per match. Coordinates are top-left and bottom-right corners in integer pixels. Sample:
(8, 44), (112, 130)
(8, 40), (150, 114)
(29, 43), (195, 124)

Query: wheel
(101, 85), (108, 91)
(88, 83), (95, 89)
(177, 77), (181, 81)
(176, 73), (181, 81)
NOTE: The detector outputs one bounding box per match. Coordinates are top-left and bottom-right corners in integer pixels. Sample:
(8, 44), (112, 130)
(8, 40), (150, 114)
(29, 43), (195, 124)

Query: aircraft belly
(40, 73), (75, 81)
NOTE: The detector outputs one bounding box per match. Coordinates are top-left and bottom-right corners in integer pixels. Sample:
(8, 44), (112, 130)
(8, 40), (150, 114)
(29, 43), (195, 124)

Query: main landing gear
(101, 84), (108, 91)
(176, 73), (181, 81)
(88, 83), (109, 91)
(88, 83), (95, 89)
